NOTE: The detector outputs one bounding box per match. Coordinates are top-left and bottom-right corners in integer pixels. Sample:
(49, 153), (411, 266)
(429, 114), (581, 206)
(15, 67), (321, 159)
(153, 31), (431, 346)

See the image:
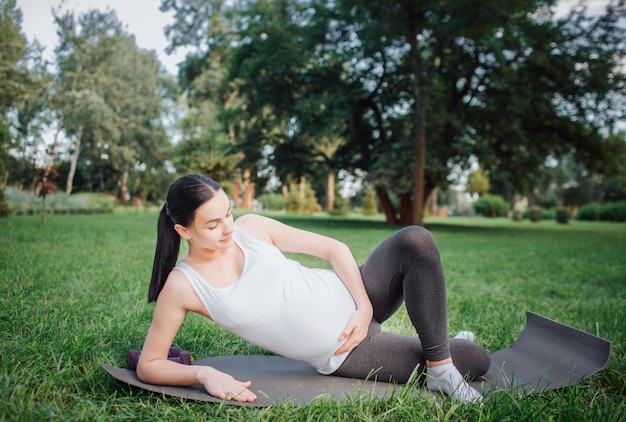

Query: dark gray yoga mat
(477, 311), (612, 393)
(102, 311), (611, 406)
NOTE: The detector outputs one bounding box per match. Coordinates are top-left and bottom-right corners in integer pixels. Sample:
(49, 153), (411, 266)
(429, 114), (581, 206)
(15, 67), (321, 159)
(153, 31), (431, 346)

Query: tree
(0, 0), (26, 180)
(466, 169), (491, 197)
(160, 0), (625, 226)
(471, 0), (626, 197)
(100, 36), (168, 204)
(331, 0), (625, 225)
(54, 9), (168, 201)
(10, 40), (54, 188)
(54, 9), (121, 195)
(162, 0), (260, 208)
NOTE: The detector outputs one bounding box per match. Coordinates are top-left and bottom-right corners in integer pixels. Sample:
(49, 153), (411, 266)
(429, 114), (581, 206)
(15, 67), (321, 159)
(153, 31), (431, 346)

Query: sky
(16, 0), (614, 77)
(16, 0), (192, 75)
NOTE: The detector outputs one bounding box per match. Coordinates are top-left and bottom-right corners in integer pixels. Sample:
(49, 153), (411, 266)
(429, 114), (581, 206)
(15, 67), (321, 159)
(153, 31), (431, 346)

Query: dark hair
(148, 174), (222, 302)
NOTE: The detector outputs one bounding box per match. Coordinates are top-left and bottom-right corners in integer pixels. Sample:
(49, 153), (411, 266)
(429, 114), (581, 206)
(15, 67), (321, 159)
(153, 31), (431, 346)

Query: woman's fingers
(334, 310), (370, 355)
(205, 374), (257, 402)
(223, 380), (256, 402)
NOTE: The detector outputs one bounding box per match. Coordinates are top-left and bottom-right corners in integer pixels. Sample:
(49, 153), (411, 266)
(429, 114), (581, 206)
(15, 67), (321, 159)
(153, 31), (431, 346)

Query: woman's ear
(174, 224), (191, 240)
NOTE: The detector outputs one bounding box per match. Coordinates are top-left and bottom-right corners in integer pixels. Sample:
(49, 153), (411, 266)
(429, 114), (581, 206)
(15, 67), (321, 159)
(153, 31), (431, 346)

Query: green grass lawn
(1, 211), (624, 421)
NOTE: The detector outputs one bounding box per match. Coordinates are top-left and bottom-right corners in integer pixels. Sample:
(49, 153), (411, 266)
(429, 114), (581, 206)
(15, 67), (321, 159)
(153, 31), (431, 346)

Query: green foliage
(303, 187), (322, 215)
(578, 201), (626, 222)
(329, 194), (350, 217)
(466, 169), (490, 196)
(258, 193), (286, 211)
(285, 188), (321, 214)
(529, 206), (543, 222)
(285, 192), (303, 214)
(361, 190), (378, 216)
(163, 0), (626, 227)
(556, 208), (570, 224)
(542, 208), (557, 220)
(474, 195), (509, 217)
(599, 201), (626, 222)
(577, 202), (602, 221)
(5, 187), (115, 215)
(53, 9), (168, 199)
(0, 0), (26, 112)
(0, 186), (8, 217)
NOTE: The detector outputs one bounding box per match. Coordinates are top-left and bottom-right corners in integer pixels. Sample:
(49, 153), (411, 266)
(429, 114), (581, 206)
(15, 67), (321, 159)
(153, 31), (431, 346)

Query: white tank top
(174, 225), (356, 374)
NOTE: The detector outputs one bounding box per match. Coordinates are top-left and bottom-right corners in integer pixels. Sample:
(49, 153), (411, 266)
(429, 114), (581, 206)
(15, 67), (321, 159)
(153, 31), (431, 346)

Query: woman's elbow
(135, 359), (155, 383)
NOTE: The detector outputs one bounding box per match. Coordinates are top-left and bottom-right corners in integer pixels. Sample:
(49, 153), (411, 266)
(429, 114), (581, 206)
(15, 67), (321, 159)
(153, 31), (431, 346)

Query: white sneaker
(453, 330), (475, 342)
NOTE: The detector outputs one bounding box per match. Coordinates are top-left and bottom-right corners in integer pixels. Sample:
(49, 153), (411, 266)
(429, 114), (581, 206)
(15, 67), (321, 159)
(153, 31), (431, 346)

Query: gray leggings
(331, 226), (491, 383)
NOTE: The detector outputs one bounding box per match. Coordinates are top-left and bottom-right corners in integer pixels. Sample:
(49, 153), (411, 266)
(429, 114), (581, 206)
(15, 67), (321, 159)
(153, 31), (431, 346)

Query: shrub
(542, 208), (557, 220)
(474, 194), (509, 217)
(577, 202), (602, 221)
(529, 206), (543, 222)
(0, 188), (9, 217)
(556, 208), (570, 224)
(600, 201), (626, 222)
(285, 186), (321, 215)
(329, 194), (350, 216)
(285, 192), (303, 214)
(361, 191), (378, 216)
(512, 210), (523, 221)
(302, 187), (321, 214)
(257, 193), (286, 211)
(4, 187), (115, 215)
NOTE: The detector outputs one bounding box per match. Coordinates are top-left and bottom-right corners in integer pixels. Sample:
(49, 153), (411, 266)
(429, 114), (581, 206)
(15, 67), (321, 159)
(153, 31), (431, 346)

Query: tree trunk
(66, 125), (83, 196)
(326, 170), (335, 212)
(408, 19), (426, 227)
(410, 66), (426, 226)
(120, 169), (128, 206)
(242, 168), (254, 210)
(429, 186), (438, 217)
(299, 176), (306, 199)
(399, 193), (414, 225)
(233, 173), (241, 207)
(376, 186), (399, 225)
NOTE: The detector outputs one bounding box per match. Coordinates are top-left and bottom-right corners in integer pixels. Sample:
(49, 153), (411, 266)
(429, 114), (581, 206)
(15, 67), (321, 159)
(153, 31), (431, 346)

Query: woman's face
(179, 189), (234, 250)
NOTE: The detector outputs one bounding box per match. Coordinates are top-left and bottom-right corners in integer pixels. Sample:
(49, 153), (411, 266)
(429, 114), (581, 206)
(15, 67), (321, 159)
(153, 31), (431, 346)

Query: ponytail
(148, 205), (181, 302)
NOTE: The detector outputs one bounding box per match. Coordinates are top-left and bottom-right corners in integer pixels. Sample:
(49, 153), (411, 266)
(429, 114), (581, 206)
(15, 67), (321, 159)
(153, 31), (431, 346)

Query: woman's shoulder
(157, 268), (200, 309)
(235, 213), (269, 227)
(234, 214), (275, 244)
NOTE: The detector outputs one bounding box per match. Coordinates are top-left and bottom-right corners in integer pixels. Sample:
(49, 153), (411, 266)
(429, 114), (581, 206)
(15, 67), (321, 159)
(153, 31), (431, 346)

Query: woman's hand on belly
(334, 305), (373, 356)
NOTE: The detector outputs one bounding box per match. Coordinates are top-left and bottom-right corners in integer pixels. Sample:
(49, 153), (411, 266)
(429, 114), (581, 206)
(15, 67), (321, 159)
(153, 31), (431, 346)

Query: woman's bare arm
(137, 270), (257, 402)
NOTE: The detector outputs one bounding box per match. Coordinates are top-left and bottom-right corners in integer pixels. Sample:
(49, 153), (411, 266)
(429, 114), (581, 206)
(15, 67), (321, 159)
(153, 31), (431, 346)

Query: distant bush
(576, 202), (602, 221)
(361, 191), (378, 216)
(556, 208), (570, 224)
(599, 201), (626, 222)
(529, 206), (543, 222)
(257, 193), (286, 211)
(512, 210), (524, 221)
(329, 195), (350, 217)
(285, 192), (303, 214)
(474, 194), (509, 217)
(285, 187), (322, 215)
(302, 187), (322, 214)
(0, 188), (9, 217)
(542, 208), (556, 220)
(5, 187), (115, 215)
(576, 201), (626, 222)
